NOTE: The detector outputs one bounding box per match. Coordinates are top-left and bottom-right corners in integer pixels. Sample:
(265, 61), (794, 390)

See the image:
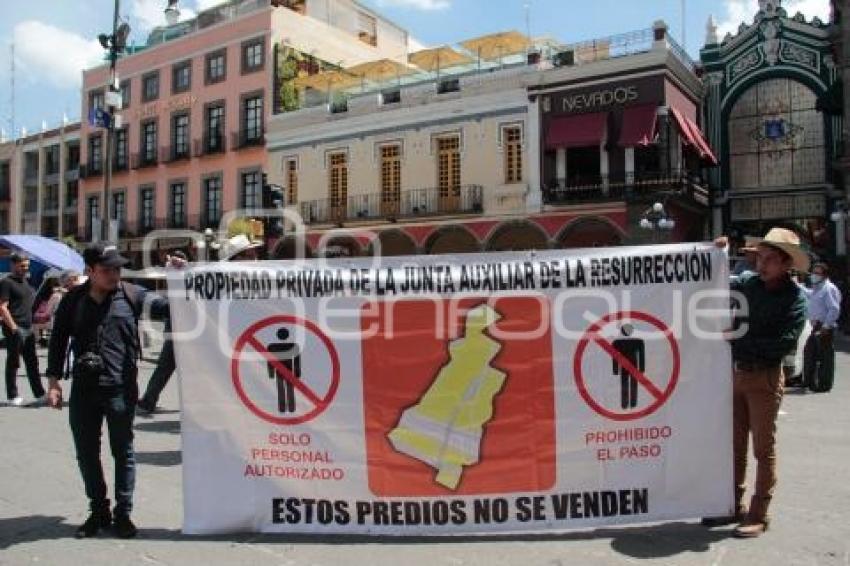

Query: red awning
(619, 104), (658, 147)
(546, 112), (609, 149)
(685, 116), (719, 166)
(670, 106), (719, 166)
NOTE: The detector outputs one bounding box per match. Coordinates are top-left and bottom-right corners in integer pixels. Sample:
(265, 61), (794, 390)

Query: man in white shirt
(800, 262), (842, 392)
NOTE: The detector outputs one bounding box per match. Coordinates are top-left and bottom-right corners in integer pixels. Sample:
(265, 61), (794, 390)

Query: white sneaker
(9, 396), (24, 407)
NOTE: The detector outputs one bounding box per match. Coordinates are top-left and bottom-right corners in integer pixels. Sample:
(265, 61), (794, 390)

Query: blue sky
(0, 0), (831, 139)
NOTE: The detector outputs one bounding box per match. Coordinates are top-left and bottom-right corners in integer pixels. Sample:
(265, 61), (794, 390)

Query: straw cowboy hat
(741, 227), (810, 273)
(220, 234), (263, 261)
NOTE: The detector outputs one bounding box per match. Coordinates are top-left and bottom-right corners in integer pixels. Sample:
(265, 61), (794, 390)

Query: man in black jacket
(0, 252), (45, 406)
(46, 243), (169, 539)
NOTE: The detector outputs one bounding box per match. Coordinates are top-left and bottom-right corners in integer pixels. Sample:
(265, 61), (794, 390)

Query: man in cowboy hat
(220, 234), (263, 261)
(705, 227), (808, 538)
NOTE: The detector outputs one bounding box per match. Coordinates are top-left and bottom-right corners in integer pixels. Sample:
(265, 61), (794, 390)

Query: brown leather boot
(701, 502), (747, 527)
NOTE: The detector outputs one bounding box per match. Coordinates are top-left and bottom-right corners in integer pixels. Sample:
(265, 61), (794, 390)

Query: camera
(72, 352), (106, 382)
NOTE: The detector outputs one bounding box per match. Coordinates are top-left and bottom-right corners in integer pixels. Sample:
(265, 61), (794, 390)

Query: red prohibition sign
(231, 315), (340, 426)
(573, 311), (680, 421)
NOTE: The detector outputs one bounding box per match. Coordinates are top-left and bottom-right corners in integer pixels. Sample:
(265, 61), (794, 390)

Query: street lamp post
(97, 0), (130, 242)
(830, 204), (848, 257)
(639, 201), (676, 244)
(202, 227), (220, 262)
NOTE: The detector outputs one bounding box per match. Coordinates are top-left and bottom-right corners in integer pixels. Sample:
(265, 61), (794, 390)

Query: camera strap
(69, 282), (142, 362)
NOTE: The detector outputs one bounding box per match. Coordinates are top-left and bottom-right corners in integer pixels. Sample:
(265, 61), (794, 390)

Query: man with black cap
(45, 242), (170, 539)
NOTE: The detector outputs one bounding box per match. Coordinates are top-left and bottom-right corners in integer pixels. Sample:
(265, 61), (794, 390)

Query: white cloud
(716, 0), (831, 39)
(375, 0), (451, 10)
(12, 20), (103, 89)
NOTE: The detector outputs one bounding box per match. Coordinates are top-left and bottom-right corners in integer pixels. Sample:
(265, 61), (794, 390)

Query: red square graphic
(362, 296), (556, 496)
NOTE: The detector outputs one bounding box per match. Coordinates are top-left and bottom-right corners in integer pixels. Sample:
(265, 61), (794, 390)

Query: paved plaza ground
(1, 335), (849, 566)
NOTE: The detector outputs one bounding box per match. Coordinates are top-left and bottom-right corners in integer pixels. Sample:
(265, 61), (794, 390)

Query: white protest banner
(169, 243), (733, 535)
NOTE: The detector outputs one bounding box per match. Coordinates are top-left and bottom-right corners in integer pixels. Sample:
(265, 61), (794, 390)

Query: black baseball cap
(83, 242), (130, 268)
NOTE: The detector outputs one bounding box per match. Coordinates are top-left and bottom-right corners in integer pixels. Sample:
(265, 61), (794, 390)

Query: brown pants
(733, 365), (784, 522)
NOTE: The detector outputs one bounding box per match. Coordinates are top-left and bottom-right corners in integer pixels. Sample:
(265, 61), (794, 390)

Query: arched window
(728, 78), (825, 189)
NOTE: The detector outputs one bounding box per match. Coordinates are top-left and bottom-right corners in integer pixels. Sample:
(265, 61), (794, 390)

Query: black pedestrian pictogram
(266, 328), (302, 414)
(232, 315), (340, 426)
(611, 324), (645, 409)
(574, 311), (680, 422)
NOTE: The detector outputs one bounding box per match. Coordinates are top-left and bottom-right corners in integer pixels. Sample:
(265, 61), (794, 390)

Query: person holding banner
(137, 237), (262, 416)
(706, 228), (808, 538)
(44, 243), (172, 539)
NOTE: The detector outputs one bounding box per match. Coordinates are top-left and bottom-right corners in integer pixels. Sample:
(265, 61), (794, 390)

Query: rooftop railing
(286, 26), (693, 114)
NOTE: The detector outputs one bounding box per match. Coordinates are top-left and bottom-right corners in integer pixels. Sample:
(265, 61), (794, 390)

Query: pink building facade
(79, 0), (410, 264)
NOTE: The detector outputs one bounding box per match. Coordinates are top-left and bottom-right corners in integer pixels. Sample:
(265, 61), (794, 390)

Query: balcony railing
(543, 170), (707, 205)
(301, 185), (484, 224)
(114, 154), (129, 172)
(80, 162), (103, 178)
(197, 134), (226, 156)
(42, 198), (59, 215)
(231, 129), (264, 151)
(161, 144), (191, 163)
(132, 152), (158, 169)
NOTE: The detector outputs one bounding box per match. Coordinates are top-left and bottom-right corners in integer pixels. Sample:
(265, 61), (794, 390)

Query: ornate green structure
(701, 0), (842, 258)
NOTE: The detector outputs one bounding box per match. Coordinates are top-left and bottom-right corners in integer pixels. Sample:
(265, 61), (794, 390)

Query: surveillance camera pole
(100, 0), (120, 242)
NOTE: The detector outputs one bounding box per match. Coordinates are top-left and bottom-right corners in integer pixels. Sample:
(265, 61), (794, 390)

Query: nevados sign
(562, 86), (639, 113)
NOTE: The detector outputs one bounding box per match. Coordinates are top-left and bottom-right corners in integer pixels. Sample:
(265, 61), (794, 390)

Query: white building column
(58, 140), (66, 237)
(600, 136), (609, 194)
(625, 146), (635, 182)
(556, 149), (566, 186)
(837, 217), (847, 257)
(526, 97), (543, 213)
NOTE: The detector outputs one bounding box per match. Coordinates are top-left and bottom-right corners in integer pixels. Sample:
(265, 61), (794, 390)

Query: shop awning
(546, 112), (609, 149)
(685, 116), (719, 166)
(670, 107), (719, 166)
(619, 104), (658, 147)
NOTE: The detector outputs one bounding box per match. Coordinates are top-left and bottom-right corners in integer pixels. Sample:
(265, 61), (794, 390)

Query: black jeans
(141, 338), (175, 407)
(69, 382), (137, 516)
(803, 331), (835, 392)
(3, 327), (44, 400)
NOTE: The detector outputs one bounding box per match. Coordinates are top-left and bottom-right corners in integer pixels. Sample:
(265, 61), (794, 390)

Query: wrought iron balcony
(300, 185), (484, 224)
(160, 144), (191, 163)
(197, 134), (226, 156)
(231, 128), (264, 151)
(543, 170), (708, 205)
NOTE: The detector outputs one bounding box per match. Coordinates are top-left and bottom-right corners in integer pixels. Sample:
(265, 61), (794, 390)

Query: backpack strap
(119, 281), (143, 362)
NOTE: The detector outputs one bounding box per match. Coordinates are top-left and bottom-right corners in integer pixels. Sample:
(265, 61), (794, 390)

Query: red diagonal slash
(591, 334), (664, 401)
(245, 335), (323, 408)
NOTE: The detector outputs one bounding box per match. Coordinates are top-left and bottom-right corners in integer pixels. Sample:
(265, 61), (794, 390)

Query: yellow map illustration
(387, 304), (507, 489)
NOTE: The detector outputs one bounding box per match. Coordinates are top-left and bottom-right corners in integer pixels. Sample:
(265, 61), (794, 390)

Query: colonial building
(78, 0), (412, 265)
(266, 21), (714, 258)
(4, 123), (81, 239)
(0, 139), (16, 235)
(700, 0), (842, 258)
